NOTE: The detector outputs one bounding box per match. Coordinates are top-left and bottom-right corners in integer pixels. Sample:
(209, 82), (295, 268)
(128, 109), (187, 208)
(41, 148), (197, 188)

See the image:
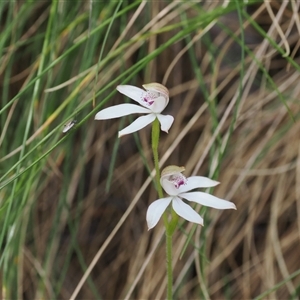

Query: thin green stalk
(151, 118), (168, 226)
(151, 118), (173, 300)
(151, 118), (164, 198)
(166, 231), (173, 300)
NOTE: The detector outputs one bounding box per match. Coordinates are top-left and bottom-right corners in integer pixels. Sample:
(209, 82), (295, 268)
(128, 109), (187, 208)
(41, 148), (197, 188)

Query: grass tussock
(1, 1), (300, 299)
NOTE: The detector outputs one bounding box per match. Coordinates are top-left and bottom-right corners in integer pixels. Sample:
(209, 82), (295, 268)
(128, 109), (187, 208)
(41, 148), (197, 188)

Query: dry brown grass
(56, 3), (300, 300)
(3, 1), (300, 299)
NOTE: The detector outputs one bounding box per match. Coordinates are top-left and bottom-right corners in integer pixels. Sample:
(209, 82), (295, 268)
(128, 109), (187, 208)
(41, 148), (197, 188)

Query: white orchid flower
(146, 166), (236, 230)
(95, 83), (174, 137)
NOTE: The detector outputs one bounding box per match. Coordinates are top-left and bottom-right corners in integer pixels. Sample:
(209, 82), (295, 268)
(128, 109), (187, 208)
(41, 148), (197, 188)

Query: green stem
(151, 118), (163, 198)
(151, 118), (173, 299)
(166, 231), (173, 300)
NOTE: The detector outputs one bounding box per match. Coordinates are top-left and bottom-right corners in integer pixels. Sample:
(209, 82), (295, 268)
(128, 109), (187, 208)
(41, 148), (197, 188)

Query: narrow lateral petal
(146, 197), (172, 230)
(95, 104), (150, 120)
(156, 114), (174, 133)
(116, 85), (146, 105)
(178, 176), (220, 193)
(118, 114), (156, 137)
(172, 197), (204, 225)
(179, 192), (237, 210)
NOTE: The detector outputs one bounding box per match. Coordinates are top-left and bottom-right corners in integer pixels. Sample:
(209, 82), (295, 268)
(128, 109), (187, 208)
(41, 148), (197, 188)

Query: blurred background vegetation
(1, 0), (300, 299)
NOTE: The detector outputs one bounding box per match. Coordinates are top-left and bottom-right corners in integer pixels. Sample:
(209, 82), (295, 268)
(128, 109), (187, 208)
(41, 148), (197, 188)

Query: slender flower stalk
(165, 230), (173, 300)
(151, 118), (164, 198)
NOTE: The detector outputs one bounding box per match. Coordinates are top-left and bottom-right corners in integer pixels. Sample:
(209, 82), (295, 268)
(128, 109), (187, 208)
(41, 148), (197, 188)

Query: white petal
(172, 197), (204, 225)
(156, 114), (174, 133)
(150, 96), (168, 113)
(146, 197), (172, 230)
(178, 176), (220, 193)
(116, 85), (147, 106)
(95, 104), (150, 120)
(118, 114), (156, 137)
(160, 177), (180, 196)
(179, 192), (236, 210)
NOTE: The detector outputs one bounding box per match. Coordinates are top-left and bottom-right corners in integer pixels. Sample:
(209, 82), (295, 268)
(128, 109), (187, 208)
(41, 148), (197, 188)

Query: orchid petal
(116, 85), (149, 107)
(146, 197), (172, 230)
(178, 176), (220, 193)
(179, 192), (237, 210)
(150, 96), (168, 113)
(172, 197), (204, 225)
(156, 114), (174, 133)
(160, 177), (180, 196)
(95, 103), (150, 120)
(118, 114), (156, 137)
